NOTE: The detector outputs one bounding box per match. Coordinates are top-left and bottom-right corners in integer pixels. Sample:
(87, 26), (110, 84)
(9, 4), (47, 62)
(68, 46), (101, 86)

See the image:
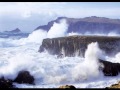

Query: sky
(0, 2), (120, 33)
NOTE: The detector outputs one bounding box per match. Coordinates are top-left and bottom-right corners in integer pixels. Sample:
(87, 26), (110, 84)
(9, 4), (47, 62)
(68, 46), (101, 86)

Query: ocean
(0, 29), (120, 88)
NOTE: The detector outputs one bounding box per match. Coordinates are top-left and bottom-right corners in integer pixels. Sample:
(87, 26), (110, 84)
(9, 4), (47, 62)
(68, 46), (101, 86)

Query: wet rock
(39, 35), (120, 57)
(59, 85), (76, 89)
(57, 54), (64, 58)
(0, 77), (15, 88)
(99, 59), (120, 76)
(106, 81), (120, 88)
(14, 71), (35, 85)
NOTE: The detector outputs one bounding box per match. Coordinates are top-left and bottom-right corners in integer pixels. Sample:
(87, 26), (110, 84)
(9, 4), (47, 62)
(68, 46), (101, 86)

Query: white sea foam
(47, 19), (68, 38)
(0, 20), (120, 88)
(0, 35), (119, 88)
(68, 31), (120, 37)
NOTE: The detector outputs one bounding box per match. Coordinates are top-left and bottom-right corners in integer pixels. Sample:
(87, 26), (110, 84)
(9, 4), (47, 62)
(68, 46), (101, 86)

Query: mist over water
(71, 42), (104, 82)
(68, 31), (120, 37)
(47, 19), (68, 38)
(0, 19), (120, 88)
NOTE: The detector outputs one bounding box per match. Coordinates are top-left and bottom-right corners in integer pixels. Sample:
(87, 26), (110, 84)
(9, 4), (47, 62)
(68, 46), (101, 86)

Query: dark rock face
(59, 85), (76, 89)
(35, 16), (120, 34)
(99, 59), (120, 76)
(0, 77), (15, 88)
(39, 35), (120, 76)
(14, 71), (35, 85)
(39, 35), (120, 57)
(0, 70), (35, 88)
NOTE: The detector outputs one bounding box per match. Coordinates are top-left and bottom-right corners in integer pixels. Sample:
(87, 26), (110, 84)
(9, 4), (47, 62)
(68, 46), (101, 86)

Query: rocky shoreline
(0, 71), (34, 88)
(0, 60), (120, 88)
(107, 81), (120, 88)
(38, 35), (120, 88)
(58, 82), (120, 88)
(1, 35), (120, 88)
(39, 35), (120, 57)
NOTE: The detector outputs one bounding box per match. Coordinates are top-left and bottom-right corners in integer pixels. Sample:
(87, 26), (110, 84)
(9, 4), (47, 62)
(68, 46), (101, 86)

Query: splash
(27, 29), (47, 44)
(47, 19), (68, 38)
(71, 42), (104, 82)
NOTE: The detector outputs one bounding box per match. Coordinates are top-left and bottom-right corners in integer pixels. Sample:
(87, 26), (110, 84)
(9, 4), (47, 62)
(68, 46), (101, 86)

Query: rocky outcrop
(99, 59), (120, 76)
(0, 77), (15, 88)
(39, 35), (120, 57)
(39, 35), (120, 76)
(0, 70), (35, 88)
(35, 16), (120, 34)
(106, 81), (120, 88)
(59, 85), (76, 89)
(14, 71), (35, 85)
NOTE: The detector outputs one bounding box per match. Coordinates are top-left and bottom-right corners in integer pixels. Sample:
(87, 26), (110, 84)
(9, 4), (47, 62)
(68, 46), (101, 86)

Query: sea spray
(71, 42), (104, 82)
(67, 31), (120, 37)
(27, 29), (47, 44)
(17, 29), (47, 45)
(47, 19), (68, 38)
(108, 52), (120, 63)
(0, 53), (35, 80)
(14, 19), (68, 46)
(39, 42), (105, 84)
(0, 34), (119, 88)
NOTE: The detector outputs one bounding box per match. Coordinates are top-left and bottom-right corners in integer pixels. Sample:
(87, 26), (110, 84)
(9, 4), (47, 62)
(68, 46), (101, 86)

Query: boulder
(99, 59), (120, 76)
(0, 70), (35, 88)
(106, 81), (120, 88)
(0, 77), (15, 88)
(59, 85), (76, 89)
(13, 71), (35, 85)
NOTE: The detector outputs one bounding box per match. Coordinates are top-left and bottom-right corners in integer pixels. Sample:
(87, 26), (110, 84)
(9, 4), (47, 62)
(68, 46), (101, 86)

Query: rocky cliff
(39, 35), (120, 57)
(39, 35), (120, 77)
(35, 16), (120, 34)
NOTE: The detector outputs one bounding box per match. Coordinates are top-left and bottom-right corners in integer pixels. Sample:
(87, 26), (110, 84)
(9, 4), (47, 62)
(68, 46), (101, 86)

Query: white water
(0, 35), (120, 88)
(0, 19), (120, 88)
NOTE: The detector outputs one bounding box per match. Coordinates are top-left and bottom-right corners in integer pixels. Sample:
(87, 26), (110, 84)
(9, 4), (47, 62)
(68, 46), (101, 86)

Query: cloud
(0, 2), (120, 32)
(0, 2), (66, 18)
(0, 2), (120, 18)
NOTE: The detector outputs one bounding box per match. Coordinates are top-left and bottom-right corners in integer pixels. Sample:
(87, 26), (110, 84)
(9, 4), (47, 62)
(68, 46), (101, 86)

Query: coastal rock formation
(99, 59), (120, 76)
(0, 77), (15, 88)
(35, 16), (120, 34)
(14, 71), (35, 85)
(107, 81), (120, 88)
(0, 70), (35, 88)
(59, 85), (76, 89)
(39, 35), (120, 57)
(39, 35), (120, 76)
